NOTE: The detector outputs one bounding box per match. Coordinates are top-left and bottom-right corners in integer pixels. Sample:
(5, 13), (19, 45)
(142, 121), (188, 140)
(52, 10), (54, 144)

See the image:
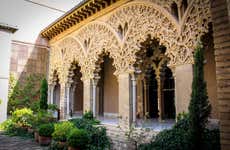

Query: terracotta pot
(38, 135), (52, 146)
(27, 128), (34, 134)
(34, 131), (39, 142)
(68, 146), (81, 150)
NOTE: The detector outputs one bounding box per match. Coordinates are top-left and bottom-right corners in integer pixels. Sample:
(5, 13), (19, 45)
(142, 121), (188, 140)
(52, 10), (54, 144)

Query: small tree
(40, 78), (48, 110)
(188, 43), (211, 149)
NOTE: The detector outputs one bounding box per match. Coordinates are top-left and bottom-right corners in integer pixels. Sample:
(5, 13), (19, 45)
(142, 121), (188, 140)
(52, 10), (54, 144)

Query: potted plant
(38, 123), (54, 146)
(67, 128), (89, 150)
(52, 121), (75, 147)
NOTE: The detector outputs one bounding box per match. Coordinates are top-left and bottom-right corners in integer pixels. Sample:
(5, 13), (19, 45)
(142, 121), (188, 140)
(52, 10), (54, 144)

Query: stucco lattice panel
(49, 46), (62, 84)
(48, 0), (212, 82)
(75, 22), (121, 78)
(178, 0), (212, 64)
(106, 2), (181, 67)
(57, 37), (85, 83)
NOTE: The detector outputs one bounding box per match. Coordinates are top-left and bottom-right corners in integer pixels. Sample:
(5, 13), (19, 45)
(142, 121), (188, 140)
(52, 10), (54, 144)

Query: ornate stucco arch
(73, 21), (122, 79)
(58, 37), (85, 83)
(105, 1), (180, 71)
(48, 46), (63, 84)
(179, 0), (212, 53)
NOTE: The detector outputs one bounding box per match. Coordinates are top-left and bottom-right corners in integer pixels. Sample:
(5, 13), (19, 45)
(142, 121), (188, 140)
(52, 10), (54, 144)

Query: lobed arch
(105, 1), (180, 70)
(180, 0), (212, 45)
(66, 60), (84, 84)
(48, 46), (63, 85)
(73, 21), (122, 78)
(56, 37), (86, 83)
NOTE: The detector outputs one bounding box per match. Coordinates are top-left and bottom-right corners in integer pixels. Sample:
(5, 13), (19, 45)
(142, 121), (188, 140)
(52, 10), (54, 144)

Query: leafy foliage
(83, 111), (94, 120)
(38, 123), (54, 137)
(1, 108), (34, 137)
(188, 43), (211, 149)
(32, 110), (56, 130)
(67, 128), (89, 148)
(52, 121), (75, 142)
(40, 78), (48, 110)
(69, 118), (110, 150)
(11, 108), (33, 128)
(48, 104), (58, 111)
(8, 74), (43, 113)
(87, 126), (111, 150)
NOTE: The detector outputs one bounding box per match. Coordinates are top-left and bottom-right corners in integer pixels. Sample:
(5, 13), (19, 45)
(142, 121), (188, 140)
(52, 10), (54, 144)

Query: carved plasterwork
(48, 0), (212, 82)
(75, 22), (121, 78)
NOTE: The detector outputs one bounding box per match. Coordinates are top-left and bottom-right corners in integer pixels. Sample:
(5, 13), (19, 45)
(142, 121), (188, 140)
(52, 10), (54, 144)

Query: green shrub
(188, 43), (211, 149)
(8, 74), (43, 114)
(67, 128), (89, 149)
(33, 110), (55, 130)
(49, 140), (68, 150)
(11, 108), (33, 128)
(87, 126), (110, 150)
(83, 111), (94, 120)
(48, 104), (58, 111)
(202, 129), (220, 150)
(152, 129), (191, 150)
(38, 123), (54, 137)
(69, 118), (100, 130)
(30, 100), (40, 113)
(1, 118), (31, 137)
(40, 78), (48, 110)
(0, 108), (34, 137)
(52, 121), (75, 142)
(173, 112), (190, 131)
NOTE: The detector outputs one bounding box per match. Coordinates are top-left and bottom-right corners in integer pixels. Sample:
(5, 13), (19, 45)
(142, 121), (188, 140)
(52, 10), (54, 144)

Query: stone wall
(211, 0), (230, 149)
(103, 124), (158, 150)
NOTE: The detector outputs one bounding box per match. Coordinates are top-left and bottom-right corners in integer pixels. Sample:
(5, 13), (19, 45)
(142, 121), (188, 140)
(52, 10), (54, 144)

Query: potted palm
(67, 128), (89, 150)
(38, 123), (54, 146)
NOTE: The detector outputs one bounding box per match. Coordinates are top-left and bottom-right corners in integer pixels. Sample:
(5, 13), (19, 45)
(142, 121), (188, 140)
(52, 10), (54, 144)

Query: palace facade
(41, 0), (230, 149)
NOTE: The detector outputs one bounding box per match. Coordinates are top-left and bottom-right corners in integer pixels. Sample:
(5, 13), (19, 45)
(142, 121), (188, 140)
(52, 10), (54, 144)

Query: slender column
(144, 73), (151, 117)
(92, 78), (99, 117)
(59, 83), (66, 120)
(70, 84), (76, 116)
(66, 84), (71, 118)
(131, 74), (137, 124)
(83, 79), (91, 112)
(156, 74), (163, 121)
(50, 85), (54, 104)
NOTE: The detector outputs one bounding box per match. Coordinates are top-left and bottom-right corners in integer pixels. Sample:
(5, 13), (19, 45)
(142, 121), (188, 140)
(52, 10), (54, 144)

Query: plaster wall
(175, 64), (193, 115)
(204, 43), (218, 119)
(103, 57), (118, 114)
(0, 30), (12, 123)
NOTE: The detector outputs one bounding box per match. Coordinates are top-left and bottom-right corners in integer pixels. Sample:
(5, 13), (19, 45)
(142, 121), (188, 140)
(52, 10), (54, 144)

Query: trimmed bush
(52, 121), (75, 142)
(188, 43), (211, 149)
(38, 123), (54, 137)
(40, 78), (48, 110)
(67, 128), (89, 149)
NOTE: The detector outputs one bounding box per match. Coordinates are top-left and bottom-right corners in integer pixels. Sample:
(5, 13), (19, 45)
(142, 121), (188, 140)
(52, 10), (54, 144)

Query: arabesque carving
(48, 0), (212, 82)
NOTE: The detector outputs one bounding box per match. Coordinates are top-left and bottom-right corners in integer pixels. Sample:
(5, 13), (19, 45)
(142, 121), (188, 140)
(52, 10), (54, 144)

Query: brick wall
(10, 40), (49, 80)
(211, 0), (230, 149)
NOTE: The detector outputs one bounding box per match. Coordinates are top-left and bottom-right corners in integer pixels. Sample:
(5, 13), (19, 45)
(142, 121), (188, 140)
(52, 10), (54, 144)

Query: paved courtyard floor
(0, 132), (48, 150)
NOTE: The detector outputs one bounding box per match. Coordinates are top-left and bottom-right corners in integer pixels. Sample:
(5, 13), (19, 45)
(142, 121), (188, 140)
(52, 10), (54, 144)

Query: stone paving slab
(0, 132), (48, 150)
